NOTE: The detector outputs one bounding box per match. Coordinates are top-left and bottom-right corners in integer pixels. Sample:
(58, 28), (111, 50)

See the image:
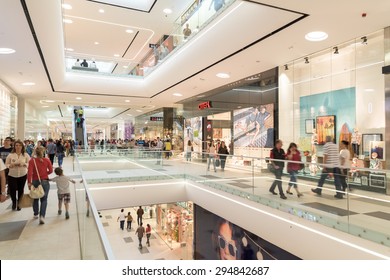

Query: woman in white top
(0, 159), (6, 202)
(186, 140), (193, 161)
(339, 140), (351, 192)
(207, 141), (217, 172)
(6, 140), (30, 210)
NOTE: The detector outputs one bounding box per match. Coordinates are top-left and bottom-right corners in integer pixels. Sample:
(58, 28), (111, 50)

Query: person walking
(27, 146), (53, 224)
(50, 167), (75, 219)
(135, 223), (145, 249)
(285, 142), (303, 197)
(207, 142), (217, 172)
(46, 139), (56, 166)
(269, 139), (287, 199)
(117, 208), (126, 230)
(56, 140), (65, 168)
(156, 137), (163, 164)
(137, 206), (144, 226)
(218, 141), (229, 171)
(146, 224), (152, 247)
(186, 140), (193, 161)
(312, 136), (343, 198)
(0, 137), (13, 198)
(340, 140), (351, 192)
(126, 211), (133, 230)
(6, 140), (30, 210)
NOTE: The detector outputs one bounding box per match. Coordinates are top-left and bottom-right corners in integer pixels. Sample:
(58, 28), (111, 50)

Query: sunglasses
(218, 235), (238, 257)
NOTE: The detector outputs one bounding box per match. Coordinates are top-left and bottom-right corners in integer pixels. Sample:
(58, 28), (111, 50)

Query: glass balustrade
(74, 147), (390, 250)
(65, 0), (236, 78)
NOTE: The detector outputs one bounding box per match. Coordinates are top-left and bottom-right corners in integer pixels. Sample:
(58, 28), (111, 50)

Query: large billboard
(194, 205), (300, 260)
(184, 117), (203, 154)
(233, 104), (274, 149)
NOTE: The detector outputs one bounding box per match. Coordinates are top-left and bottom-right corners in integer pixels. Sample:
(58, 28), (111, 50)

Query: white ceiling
(0, 0), (390, 132)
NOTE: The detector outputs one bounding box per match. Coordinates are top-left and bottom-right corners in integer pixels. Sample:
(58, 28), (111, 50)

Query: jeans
(269, 168), (284, 195)
(8, 175), (27, 207)
(186, 152), (191, 161)
(220, 158), (226, 170)
(57, 153), (64, 167)
(138, 237), (143, 247)
(288, 170), (298, 188)
(137, 216), (142, 226)
(127, 221), (132, 230)
(146, 233), (151, 245)
(340, 168), (349, 191)
(120, 220), (125, 230)
(48, 154), (55, 165)
(207, 155), (216, 171)
(314, 167), (342, 195)
(32, 179), (50, 218)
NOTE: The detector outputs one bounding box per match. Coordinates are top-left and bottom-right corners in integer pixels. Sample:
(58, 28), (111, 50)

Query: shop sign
(198, 101), (212, 110)
(150, 117), (163, 121)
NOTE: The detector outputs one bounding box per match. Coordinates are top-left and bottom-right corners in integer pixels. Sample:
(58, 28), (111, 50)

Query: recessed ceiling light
(125, 100), (130, 102)
(126, 29), (134, 34)
(45, 100), (55, 103)
(163, 8), (172, 14)
(216, 72), (230, 79)
(126, 114), (132, 116)
(21, 82), (35, 86)
(62, 3), (72, 10)
(65, 48), (74, 52)
(173, 93), (182, 97)
(136, 110), (143, 113)
(0, 48), (16, 54)
(305, 31), (328, 42)
(123, 66), (129, 69)
(365, 89), (374, 92)
(63, 19), (73, 24)
(76, 97), (82, 100)
(114, 54), (120, 57)
(98, 9), (104, 13)
(94, 41), (99, 45)
(42, 106), (49, 108)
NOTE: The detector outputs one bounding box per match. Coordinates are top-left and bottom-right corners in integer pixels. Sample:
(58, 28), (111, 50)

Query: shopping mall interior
(1, 0), (390, 260)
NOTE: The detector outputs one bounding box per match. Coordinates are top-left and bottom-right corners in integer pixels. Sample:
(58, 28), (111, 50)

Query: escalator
(73, 106), (86, 148)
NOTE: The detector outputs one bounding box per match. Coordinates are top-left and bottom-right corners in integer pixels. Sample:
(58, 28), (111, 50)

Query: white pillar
(16, 96), (26, 140)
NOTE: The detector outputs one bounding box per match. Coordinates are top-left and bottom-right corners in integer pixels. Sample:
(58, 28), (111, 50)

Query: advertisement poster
(194, 205), (300, 260)
(184, 117), (203, 154)
(233, 104), (274, 148)
(316, 115), (336, 144)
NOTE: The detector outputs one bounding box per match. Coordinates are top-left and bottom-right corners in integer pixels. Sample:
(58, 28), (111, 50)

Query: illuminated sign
(198, 101), (212, 110)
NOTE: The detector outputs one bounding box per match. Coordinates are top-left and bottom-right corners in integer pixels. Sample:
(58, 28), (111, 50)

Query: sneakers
(280, 194), (287, 200)
(33, 215), (39, 219)
(39, 217), (45, 224)
(311, 188), (321, 195)
(65, 211), (70, 219)
(58, 210), (62, 215)
(269, 189), (278, 195)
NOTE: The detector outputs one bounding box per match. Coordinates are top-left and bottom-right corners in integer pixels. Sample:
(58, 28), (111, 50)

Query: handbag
(267, 163), (276, 174)
(29, 159), (45, 199)
(19, 194), (33, 208)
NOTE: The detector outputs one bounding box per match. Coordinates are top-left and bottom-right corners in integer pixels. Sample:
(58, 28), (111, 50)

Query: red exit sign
(198, 101), (212, 110)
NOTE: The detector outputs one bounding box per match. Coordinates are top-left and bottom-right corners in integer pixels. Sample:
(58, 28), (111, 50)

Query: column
(384, 26), (390, 194)
(163, 107), (173, 137)
(17, 96), (26, 140)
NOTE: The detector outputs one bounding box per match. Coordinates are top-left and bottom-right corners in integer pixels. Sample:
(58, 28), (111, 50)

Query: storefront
(0, 82), (17, 144)
(279, 29), (387, 193)
(155, 202), (193, 258)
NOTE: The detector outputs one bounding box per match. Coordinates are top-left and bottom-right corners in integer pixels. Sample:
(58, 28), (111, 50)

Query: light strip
(88, 181), (183, 191)
(232, 87), (278, 93)
(186, 182), (390, 259)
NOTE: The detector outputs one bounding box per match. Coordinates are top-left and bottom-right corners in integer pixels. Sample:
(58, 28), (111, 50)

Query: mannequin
(351, 128), (362, 156)
(311, 129), (318, 154)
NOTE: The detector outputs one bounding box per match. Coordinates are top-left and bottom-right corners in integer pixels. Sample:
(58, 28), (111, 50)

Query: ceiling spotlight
(98, 9), (105, 13)
(94, 41), (99, 45)
(305, 31), (328, 42)
(65, 48), (74, 52)
(304, 57), (309, 64)
(114, 54), (120, 57)
(0, 48), (16, 54)
(123, 66), (128, 69)
(361, 36), (367, 45)
(136, 110), (143, 113)
(163, 8), (172, 14)
(126, 29), (134, 34)
(333, 46), (339, 54)
(216, 72), (230, 79)
(173, 93), (183, 97)
(76, 97), (82, 100)
(62, 3), (72, 10)
(21, 82), (35, 86)
(125, 100), (130, 102)
(284, 64), (288, 70)
(63, 19), (73, 24)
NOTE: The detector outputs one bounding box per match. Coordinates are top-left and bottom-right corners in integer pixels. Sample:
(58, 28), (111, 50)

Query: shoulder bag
(19, 194), (33, 208)
(29, 158), (45, 199)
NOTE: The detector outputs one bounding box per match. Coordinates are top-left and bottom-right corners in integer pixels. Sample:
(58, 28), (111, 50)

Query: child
(50, 167), (75, 219)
